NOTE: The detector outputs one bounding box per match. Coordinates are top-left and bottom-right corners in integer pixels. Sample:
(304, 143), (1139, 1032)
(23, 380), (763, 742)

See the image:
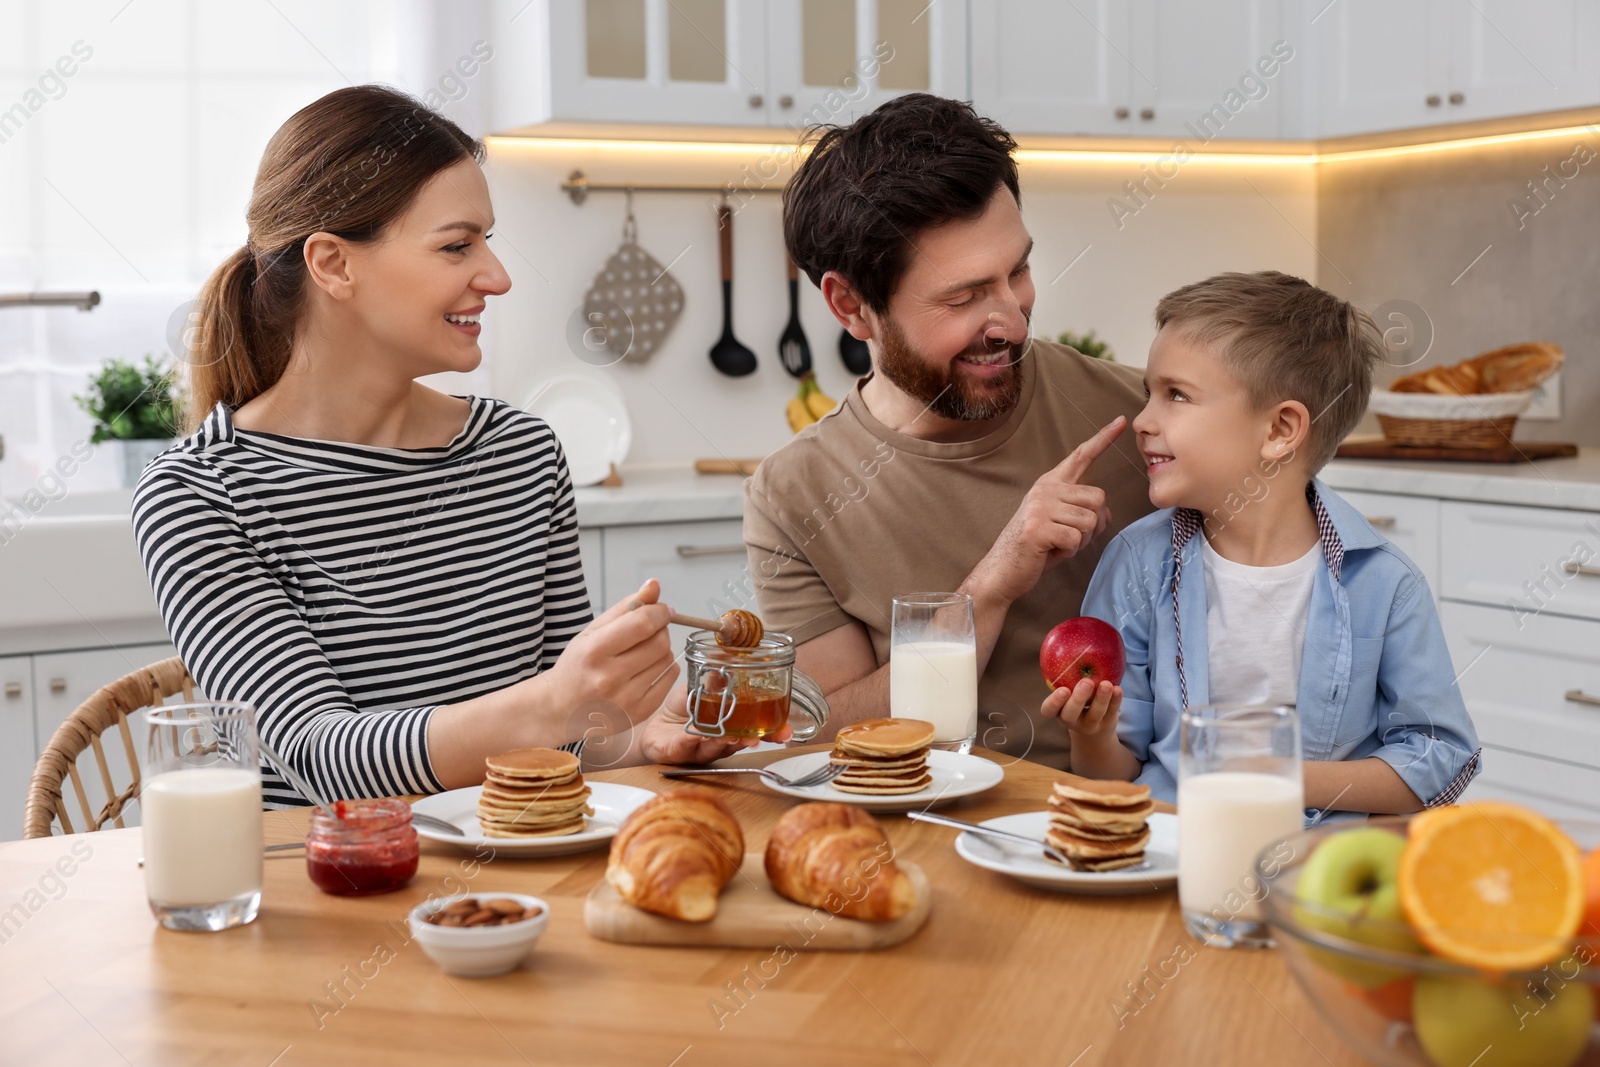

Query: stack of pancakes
(476, 748), (593, 838)
(829, 718), (935, 795)
(1045, 773), (1155, 872)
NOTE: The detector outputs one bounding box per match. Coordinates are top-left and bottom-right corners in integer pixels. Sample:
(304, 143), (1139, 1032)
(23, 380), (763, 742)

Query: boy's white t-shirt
(1201, 537), (1322, 706)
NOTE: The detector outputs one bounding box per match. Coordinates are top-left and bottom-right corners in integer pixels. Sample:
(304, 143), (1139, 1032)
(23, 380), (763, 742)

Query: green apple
(1414, 975), (1592, 1067)
(1293, 827), (1424, 988)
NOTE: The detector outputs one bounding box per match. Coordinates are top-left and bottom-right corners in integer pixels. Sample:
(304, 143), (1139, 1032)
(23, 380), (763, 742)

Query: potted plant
(75, 355), (180, 488)
(1056, 329), (1115, 361)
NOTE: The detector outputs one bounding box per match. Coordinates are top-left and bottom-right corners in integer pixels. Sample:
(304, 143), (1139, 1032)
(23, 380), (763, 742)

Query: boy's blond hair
(1154, 271), (1382, 471)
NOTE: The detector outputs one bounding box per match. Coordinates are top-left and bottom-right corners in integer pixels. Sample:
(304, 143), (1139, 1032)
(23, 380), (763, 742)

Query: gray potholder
(581, 203), (684, 363)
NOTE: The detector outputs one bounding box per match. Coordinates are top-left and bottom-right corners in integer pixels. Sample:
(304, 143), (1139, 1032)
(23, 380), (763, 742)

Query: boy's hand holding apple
(1038, 616), (1125, 738)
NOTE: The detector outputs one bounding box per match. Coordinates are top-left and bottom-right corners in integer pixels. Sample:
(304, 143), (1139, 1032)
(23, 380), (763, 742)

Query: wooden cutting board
(1334, 439), (1577, 463)
(583, 853), (932, 950)
(694, 458), (763, 476)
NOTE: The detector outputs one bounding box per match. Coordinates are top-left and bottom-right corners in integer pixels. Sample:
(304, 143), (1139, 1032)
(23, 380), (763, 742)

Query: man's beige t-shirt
(743, 339), (1155, 769)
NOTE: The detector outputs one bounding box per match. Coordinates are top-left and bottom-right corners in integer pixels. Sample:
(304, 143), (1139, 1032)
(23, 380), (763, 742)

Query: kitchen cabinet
(490, 0), (967, 131)
(0, 641), (177, 841)
(599, 519), (751, 620)
(970, 0), (1289, 138)
(0, 657), (35, 848)
(1441, 600), (1600, 817)
(1312, 0), (1600, 137)
(1334, 489), (1440, 598)
(1438, 499), (1600, 622)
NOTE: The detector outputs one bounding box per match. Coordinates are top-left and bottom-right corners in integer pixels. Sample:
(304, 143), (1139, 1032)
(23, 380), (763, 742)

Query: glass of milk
(1177, 704), (1303, 949)
(890, 593), (978, 753)
(142, 702), (263, 931)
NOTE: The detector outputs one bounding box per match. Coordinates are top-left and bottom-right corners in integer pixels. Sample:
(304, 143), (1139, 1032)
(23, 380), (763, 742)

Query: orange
(1397, 802), (1585, 972)
(1583, 848), (1600, 939)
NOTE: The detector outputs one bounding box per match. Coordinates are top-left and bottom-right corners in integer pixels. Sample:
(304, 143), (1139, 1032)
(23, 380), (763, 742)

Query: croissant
(763, 802), (917, 922)
(606, 789), (744, 922)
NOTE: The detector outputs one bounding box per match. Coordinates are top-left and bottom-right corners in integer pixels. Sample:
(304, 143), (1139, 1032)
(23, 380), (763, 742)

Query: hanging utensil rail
(562, 169), (788, 206)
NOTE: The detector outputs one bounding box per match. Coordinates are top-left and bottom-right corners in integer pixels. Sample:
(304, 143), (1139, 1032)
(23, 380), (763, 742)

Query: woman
(133, 86), (762, 806)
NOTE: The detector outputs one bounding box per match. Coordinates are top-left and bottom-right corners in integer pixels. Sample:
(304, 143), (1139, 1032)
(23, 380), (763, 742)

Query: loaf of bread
(605, 789), (744, 922)
(1390, 341), (1563, 395)
(763, 802), (917, 922)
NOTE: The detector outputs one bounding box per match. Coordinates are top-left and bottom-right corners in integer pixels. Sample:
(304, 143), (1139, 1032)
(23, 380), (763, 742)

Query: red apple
(1040, 616), (1125, 690)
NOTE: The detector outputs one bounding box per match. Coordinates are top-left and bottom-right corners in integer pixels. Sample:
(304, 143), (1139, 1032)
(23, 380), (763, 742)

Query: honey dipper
(669, 608), (764, 648)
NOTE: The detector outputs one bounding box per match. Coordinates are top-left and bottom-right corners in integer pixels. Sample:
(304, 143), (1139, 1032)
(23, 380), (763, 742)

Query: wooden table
(0, 747), (1363, 1067)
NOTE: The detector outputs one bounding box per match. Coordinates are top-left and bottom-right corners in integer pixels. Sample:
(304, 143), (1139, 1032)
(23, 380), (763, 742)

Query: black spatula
(709, 203), (757, 377)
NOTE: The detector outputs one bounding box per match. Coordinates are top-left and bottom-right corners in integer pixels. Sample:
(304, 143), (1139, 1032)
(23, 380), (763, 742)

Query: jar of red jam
(305, 799), (419, 896)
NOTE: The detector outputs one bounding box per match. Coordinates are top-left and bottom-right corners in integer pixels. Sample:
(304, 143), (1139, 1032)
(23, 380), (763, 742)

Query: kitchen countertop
(1322, 446), (1600, 511)
(572, 464), (745, 526)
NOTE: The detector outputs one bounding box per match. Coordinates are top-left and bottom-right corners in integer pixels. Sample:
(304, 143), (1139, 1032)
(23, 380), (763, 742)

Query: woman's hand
(543, 579), (680, 728)
(636, 684), (794, 766)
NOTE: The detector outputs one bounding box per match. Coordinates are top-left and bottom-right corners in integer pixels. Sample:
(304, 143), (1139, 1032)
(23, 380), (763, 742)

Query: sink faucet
(0, 291), (100, 311)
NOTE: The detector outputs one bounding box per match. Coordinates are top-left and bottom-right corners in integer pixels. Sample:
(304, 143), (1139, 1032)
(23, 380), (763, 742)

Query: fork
(660, 761), (846, 789)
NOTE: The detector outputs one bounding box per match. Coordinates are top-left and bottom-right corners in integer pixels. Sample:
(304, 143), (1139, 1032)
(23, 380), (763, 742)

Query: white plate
(410, 782), (655, 857)
(521, 376), (632, 487)
(954, 811), (1177, 895)
(758, 749), (1004, 813)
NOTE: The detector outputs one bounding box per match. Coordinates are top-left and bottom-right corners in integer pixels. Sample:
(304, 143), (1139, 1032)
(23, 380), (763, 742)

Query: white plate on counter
(410, 782), (655, 857)
(521, 376), (631, 486)
(758, 749), (1004, 813)
(953, 811), (1178, 895)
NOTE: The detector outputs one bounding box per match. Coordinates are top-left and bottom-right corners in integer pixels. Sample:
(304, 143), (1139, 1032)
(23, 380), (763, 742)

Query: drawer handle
(3, 682), (20, 699)
(50, 677), (67, 694)
(1564, 689), (1600, 707)
(1364, 515), (1397, 528)
(675, 544), (747, 559)
(1561, 561), (1600, 578)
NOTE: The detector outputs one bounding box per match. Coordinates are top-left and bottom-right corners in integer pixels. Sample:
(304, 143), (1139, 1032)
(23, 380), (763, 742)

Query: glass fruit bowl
(1258, 814), (1600, 1067)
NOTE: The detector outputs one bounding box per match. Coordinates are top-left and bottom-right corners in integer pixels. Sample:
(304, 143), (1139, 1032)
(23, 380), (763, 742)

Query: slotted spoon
(778, 252), (811, 377)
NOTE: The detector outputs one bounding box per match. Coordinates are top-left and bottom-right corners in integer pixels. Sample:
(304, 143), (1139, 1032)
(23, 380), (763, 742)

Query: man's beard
(874, 315), (1027, 422)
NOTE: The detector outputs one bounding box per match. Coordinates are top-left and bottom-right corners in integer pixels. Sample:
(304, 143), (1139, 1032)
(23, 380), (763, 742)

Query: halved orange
(1397, 802), (1585, 972)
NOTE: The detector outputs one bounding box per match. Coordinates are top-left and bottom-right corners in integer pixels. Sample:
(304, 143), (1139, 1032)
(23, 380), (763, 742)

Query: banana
(804, 375), (837, 421)
(786, 392), (815, 433)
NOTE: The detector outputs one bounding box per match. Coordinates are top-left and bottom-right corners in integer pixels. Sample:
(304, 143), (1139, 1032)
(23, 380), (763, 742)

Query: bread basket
(1368, 389), (1533, 449)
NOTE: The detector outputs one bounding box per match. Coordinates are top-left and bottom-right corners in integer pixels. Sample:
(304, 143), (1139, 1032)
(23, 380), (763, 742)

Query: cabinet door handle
(747, 93), (764, 109)
(49, 677), (66, 694)
(1139, 107), (1154, 120)
(676, 544), (747, 559)
(3, 682), (20, 699)
(1448, 91), (1465, 105)
(1114, 106), (1130, 119)
(778, 94), (793, 109)
(1426, 94), (1442, 107)
(1562, 561), (1600, 578)
(1364, 515), (1397, 528)
(1564, 689), (1600, 707)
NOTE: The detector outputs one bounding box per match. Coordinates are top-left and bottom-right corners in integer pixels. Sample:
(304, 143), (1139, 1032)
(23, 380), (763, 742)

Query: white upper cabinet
(970, 0), (1134, 136)
(1313, 0), (1599, 137)
(490, 0), (965, 131)
(766, 0), (969, 126)
(971, 0), (1291, 138)
(1130, 0), (1289, 140)
(546, 0), (772, 125)
(1448, 0), (1600, 123)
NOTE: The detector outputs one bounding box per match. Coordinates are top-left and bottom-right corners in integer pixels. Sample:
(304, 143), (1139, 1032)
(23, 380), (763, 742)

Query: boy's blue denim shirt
(1081, 477), (1481, 818)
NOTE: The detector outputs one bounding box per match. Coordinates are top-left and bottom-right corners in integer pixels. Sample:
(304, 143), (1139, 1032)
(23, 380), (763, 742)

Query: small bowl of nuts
(408, 893), (549, 977)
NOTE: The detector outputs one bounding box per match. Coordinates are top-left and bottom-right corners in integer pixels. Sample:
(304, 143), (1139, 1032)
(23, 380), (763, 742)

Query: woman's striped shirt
(131, 398), (593, 808)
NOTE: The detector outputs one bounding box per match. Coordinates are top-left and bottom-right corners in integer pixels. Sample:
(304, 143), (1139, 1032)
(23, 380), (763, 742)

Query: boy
(1042, 271), (1480, 816)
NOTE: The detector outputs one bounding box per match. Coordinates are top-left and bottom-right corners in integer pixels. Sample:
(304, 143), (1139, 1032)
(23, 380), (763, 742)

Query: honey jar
(683, 630), (829, 741)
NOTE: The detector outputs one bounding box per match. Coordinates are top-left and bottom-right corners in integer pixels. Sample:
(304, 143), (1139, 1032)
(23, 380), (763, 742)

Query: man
(743, 93), (1155, 768)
